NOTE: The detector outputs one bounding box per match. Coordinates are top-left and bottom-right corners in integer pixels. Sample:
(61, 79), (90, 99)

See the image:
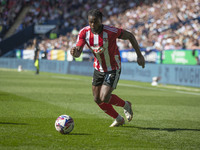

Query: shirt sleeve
(76, 28), (86, 47)
(116, 27), (123, 39)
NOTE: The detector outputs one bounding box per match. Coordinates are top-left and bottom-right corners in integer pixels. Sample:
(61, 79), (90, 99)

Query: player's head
(88, 9), (103, 34)
(88, 9), (103, 21)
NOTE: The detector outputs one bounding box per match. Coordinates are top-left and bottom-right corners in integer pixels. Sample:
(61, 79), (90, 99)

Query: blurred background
(0, 0), (200, 88)
(0, 0), (199, 64)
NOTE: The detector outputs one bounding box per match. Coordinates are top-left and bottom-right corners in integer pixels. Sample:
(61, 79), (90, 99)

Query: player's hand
(137, 55), (145, 68)
(70, 47), (81, 57)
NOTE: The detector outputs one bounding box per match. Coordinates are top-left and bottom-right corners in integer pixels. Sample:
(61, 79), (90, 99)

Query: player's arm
(119, 30), (145, 68)
(70, 46), (83, 58)
(70, 28), (85, 58)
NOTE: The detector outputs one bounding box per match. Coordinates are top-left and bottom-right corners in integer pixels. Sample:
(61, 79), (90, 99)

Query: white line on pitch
(119, 83), (200, 96)
(52, 76), (82, 80)
(118, 83), (165, 91)
(52, 76), (200, 96)
(175, 91), (200, 96)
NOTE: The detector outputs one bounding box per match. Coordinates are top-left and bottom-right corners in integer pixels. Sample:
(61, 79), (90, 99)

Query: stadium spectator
(70, 9), (145, 127)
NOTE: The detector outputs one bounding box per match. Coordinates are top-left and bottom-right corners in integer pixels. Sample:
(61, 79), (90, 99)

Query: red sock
(98, 103), (118, 119)
(108, 94), (125, 107)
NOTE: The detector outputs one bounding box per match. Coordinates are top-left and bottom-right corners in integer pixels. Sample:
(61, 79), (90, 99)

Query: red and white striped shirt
(76, 25), (122, 72)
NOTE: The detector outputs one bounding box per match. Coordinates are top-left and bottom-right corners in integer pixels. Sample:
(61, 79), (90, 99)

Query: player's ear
(98, 17), (102, 23)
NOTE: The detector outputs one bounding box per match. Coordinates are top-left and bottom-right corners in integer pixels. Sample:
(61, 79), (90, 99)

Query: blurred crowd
(0, 0), (24, 41)
(23, 0), (146, 51)
(1, 0), (200, 52)
(17, 0), (141, 33)
(34, 0), (200, 52)
(113, 0), (200, 51)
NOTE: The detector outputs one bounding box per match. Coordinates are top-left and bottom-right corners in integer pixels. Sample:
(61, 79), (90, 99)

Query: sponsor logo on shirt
(91, 46), (105, 54)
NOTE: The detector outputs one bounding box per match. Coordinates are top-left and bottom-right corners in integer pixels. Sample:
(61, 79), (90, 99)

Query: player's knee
(93, 97), (101, 104)
(100, 94), (109, 103)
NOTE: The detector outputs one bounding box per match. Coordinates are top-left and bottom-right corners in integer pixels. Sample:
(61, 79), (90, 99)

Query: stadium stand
(16, 0), (143, 34)
(33, 0), (200, 52)
(0, 0), (26, 40)
(0, 0), (200, 59)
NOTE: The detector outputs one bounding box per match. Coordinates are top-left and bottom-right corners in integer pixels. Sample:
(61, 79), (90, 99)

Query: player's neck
(92, 25), (103, 34)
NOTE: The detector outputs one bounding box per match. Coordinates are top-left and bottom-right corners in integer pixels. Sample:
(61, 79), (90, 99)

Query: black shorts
(92, 69), (121, 89)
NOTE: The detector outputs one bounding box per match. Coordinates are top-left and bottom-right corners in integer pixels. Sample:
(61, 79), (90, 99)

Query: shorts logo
(103, 38), (108, 42)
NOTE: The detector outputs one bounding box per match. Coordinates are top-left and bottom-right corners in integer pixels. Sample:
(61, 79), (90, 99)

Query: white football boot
(124, 101), (133, 122)
(109, 115), (125, 127)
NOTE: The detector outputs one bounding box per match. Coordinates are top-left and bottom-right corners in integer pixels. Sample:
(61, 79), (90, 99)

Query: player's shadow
(0, 122), (28, 125)
(123, 125), (200, 132)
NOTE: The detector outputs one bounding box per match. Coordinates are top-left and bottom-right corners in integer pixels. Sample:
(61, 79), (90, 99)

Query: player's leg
(101, 69), (133, 122)
(92, 70), (120, 121)
(109, 94), (133, 122)
(99, 69), (126, 127)
(101, 70), (125, 107)
(92, 85), (119, 119)
(99, 84), (124, 127)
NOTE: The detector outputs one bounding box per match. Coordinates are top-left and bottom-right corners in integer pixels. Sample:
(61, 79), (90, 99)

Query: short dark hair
(88, 9), (103, 21)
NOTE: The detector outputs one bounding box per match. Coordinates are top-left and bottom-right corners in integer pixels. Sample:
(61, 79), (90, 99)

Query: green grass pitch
(0, 68), (200, 150)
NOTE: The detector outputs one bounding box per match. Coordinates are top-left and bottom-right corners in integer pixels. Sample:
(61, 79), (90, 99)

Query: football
(55, 115), (74, 134)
